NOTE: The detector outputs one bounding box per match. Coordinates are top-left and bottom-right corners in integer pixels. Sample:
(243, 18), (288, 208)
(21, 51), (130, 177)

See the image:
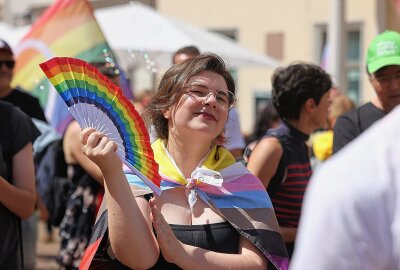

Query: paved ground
(36, 221), (59, 270)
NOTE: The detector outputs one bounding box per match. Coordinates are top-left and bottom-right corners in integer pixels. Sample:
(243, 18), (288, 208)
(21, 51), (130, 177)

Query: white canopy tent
(94, 2), (279, 69)
(0, 22), (28, 47)
(2, 3), (278, 70)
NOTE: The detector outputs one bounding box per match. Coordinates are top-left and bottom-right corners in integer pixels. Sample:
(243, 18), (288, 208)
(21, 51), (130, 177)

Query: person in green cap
(333, 30), (400, 153)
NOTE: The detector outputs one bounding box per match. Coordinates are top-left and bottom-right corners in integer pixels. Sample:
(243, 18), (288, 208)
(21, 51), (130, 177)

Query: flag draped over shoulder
(12, 0), (131, 133)
(81, 140), (289, 270)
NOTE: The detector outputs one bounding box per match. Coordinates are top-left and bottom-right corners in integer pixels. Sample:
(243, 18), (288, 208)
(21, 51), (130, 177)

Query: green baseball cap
(367, 30), (400, 74)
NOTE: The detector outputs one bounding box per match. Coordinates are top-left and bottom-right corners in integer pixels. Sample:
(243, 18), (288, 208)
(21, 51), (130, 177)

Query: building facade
(1, 0), (399, 134)
(157, 0), (400, 134)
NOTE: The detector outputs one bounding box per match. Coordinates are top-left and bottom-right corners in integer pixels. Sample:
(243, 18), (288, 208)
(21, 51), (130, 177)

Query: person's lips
(196, 111), (217, 121)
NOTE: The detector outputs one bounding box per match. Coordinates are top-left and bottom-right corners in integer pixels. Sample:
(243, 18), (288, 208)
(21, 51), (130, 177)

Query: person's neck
(286, 116), (313, 136)
(0, 86), (13, 98)
(165, 134), (212, 179)
(371, 96), (387, 112)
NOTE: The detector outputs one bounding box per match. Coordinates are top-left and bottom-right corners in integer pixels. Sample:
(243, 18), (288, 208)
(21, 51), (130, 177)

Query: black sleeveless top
(92, 193), (240, 270)
(149, 222), (239, 269)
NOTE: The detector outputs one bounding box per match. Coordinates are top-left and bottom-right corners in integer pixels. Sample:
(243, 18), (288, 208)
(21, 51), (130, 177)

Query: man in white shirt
(290, 106), (400, 270)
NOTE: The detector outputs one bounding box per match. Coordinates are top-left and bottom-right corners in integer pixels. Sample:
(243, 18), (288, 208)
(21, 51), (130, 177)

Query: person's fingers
(86, 131), (105, 148)
(95, 136), (109, 150)
(80, 128), (96, 145)
(102, 140), (117, 154)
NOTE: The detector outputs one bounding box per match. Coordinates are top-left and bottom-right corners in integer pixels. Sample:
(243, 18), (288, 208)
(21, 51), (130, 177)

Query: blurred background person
(0, 38), (48, 270)
(311, 94), (355, 168)
(333, 30), (400, 154)
(247, 63), (332, 258)
(172, 45), (200, 64)
(0, 101), (39, 270)
(0, 39), (46, 122)
(131, 88), (153, 116)
(243, 101), (280, 164)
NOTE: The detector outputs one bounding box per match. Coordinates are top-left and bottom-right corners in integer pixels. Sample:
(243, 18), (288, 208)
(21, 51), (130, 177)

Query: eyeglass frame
(0, 60), (15, 69)
(371, 72), (400, 88)
(183, 82), (236, 110)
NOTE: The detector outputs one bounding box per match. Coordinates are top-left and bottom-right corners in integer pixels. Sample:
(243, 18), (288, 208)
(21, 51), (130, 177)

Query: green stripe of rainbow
(40, 57), (161, 190)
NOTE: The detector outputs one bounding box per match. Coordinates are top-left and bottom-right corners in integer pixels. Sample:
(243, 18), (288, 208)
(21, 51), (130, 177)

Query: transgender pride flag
(12, 0), (132, 133)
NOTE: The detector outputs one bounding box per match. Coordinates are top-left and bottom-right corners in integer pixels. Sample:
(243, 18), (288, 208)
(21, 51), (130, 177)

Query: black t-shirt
(0, 101), (40, 269)
(333, 102), (386, 154)
(1, 87), (47, 122)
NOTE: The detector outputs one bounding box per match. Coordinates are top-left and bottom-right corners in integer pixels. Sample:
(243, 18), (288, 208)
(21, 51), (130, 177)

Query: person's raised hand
(80, 128), (121, 172)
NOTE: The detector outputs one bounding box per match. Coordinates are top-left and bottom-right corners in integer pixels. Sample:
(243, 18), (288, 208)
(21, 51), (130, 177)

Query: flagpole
(328, 0), (346, 92)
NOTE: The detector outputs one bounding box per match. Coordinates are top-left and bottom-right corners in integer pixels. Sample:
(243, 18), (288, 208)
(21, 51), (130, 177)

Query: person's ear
(162, 108), (171, 119)
(305, 98), (316, 112)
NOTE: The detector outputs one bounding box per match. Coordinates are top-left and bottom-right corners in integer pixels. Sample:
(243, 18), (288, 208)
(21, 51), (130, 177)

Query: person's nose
(202, 92), (218, 108)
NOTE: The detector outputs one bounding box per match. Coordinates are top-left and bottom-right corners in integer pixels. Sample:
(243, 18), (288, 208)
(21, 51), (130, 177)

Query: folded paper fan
(40, 57), (161, 195)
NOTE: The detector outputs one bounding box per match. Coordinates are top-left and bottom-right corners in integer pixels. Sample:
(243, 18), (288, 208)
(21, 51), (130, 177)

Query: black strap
(264, 131), (288, 195)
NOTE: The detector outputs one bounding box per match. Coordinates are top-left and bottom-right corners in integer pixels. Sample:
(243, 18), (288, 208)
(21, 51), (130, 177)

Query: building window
(253, 91), (271, 121)
(346, 30), (361, 102)
(266, 33), (284, 60)
(315, 25), (362, 103)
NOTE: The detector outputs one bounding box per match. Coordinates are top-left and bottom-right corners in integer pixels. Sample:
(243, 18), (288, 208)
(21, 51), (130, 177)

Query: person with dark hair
(333, 30), (400, 154)
(0, 39), (46, 122)
(172, 45), (201, 64)
(247, 62), (332, 257)
(80, 53), (288, 270)
(243, 101), (280, 163)
(0, 38), (47, 269)
(0, 101), (39, 270)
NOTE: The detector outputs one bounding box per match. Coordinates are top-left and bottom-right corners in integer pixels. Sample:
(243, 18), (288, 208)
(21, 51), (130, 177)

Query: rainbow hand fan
(40, 57), (161, 195)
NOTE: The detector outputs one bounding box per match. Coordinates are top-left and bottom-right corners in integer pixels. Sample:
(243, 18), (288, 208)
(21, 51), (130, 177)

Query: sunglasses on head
(0, 60), (15, 69)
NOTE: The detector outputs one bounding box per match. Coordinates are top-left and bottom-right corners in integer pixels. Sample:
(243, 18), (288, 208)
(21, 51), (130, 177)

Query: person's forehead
(190, 71), (227, 87)
(0, 51), (13, 60)
(374, 65), (400, 76)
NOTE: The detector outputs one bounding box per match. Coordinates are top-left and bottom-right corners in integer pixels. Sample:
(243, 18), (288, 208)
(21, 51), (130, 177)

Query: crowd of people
(0, 28), (399, 270)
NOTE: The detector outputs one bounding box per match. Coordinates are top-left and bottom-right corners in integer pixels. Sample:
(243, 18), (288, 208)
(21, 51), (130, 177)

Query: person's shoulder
(338, 104), (364, 121)
(255, 136), (283, 154)
(0, 100), (25, 118)
(335, 103), (372, 127)
(12, 87), (40, 101)
(0, 100), (14, 111)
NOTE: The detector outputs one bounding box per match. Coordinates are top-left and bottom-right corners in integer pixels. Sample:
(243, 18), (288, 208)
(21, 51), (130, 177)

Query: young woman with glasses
(80, 54), (288, 270)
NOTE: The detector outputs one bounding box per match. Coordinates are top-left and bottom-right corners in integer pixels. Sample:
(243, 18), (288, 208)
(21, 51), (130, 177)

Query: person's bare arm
(66, 122), (104, 184)
(247, 138), (298, 242)
(0, 143), (36, 219)
(81, 128), (159, 269)
(247, 137), (283, 189)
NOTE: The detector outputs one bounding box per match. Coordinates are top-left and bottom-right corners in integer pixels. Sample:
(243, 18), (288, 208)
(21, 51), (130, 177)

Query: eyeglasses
(184, 83), (236, 110)
(0, 60), (15, 69)
(372, 73), (400, 88)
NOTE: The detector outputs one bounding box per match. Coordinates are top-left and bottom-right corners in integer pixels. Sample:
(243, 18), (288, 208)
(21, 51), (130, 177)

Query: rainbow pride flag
(12, 0), (131, 133)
